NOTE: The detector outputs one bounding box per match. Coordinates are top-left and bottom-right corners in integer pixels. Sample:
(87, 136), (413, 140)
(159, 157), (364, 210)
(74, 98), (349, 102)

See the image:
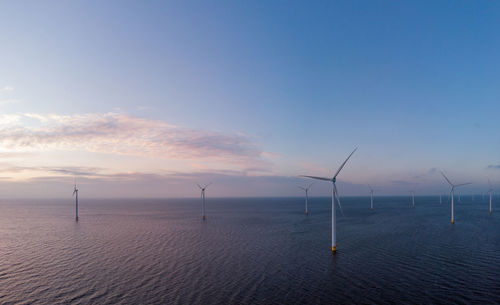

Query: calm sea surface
(0, 197), (499, 304)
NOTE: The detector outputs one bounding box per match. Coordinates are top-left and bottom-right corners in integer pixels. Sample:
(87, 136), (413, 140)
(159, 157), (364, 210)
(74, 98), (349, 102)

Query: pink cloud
(0, 112), (270, 170)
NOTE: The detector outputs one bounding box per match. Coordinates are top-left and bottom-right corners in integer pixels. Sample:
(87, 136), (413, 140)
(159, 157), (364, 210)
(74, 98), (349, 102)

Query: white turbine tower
(441, 171), (471, 224)
(301, 147), (357, 253)
(197, 183), (212, 220)
(488, 179), (493, 214)
(298, 182), (314, 215)
(368, 185), (374, 210)
(410, 191), (415, 208)
(72, 182), (79, 221)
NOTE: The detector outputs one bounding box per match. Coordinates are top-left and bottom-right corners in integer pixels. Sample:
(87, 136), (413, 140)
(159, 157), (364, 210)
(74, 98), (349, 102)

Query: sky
(1, 0), (499, 198)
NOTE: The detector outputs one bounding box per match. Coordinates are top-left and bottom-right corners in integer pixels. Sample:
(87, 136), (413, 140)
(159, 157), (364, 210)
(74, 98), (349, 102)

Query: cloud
(0, 152), (32, 158)
(0, 112), (269, 170)
(427, 167), (438, 174)
(0, 86), (14, 93)
(0, 99), (19, 105)
(0, 114), (21, 125)
(390, 180), (415, 186)
(487, 165), (500, 170)
(411, 167), (438, 179)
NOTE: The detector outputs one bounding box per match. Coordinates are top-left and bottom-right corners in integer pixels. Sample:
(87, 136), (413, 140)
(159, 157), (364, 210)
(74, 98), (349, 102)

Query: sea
(0, 196), (498, 304)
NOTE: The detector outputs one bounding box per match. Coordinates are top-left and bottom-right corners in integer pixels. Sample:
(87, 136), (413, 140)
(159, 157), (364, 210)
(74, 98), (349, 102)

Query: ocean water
(0, 196), (498, 304)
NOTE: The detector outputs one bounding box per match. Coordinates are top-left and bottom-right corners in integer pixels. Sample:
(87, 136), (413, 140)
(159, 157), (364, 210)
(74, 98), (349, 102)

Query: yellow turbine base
(331, 246), (337, 252)
(451, 220), (454, 224)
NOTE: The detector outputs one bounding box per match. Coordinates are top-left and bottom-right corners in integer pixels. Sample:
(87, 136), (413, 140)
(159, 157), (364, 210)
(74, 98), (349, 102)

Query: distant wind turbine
(301, 147), (357, 253)
(441, 171), (471, 224)
(72, 181), (79, 221)
(410, 191), (415, 208)
(368, 185), (374, 210)
(488, 179), (493, 214)
(197, 183), (212, 220)
(439, 194), (442, 204)
(298, 182), (314, 215)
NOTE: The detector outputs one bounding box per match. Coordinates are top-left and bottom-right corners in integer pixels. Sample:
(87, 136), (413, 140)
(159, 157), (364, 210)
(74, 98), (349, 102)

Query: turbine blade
(72, 190), (76, 196)
(204, 182), (212, 189)
(333, 183), (344, 217)
(298, 186), (306, 191)
(308, 182), (314, 189)
(440, 171), (453, 186)
(300, 175), (331, 181)
(333, 147), (357, 179)
(196, 183), (202, 190)
(455, 182), (471, 188)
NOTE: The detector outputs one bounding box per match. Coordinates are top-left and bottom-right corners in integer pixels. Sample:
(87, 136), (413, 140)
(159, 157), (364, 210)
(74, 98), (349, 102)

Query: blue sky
(1, 1), (499, 197)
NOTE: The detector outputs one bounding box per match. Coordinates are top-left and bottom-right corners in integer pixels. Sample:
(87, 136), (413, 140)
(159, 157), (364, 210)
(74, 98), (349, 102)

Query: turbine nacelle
(197, 182), (212, 192)
(298, 182), (314, 192)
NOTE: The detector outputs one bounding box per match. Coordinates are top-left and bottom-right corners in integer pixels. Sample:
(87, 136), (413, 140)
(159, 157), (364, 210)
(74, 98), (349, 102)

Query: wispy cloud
(487, 164), (500, 170)
(0, 152), (32, 159)
(0, 165), (103, 176)
(391, 180), (413, 186)
(0, 99), (19, 105)
(0, 112), (270, 170)
(0, 86), (14, 93)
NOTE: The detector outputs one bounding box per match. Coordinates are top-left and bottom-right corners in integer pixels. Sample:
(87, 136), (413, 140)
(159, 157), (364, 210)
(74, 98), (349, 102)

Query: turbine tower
(197, 183), (212, 220)
(488, 179), (493, 214)
(301, 147), (357, 253)
(441, 171), (471, 224)
(439, 194), (442, 204)
(298, 182), (314, 215)
(72, 182), (79, 221)
(410, 191), (415, 208)
(368, 185), (374, 210)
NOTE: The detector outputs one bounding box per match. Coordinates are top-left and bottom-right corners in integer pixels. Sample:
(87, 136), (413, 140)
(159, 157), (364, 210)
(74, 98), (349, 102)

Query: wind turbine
(298, 182), (314, 215)
(301, 147), (357, 253)
(441, 171), (471, 224)
(410, 191), (415, 208)
(439, 194), (442, 204)
(72, 181), (79, 221)
(197, 183), (212, 220)
(488, 179), (493, 214)
(368, 185), (374, 210)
